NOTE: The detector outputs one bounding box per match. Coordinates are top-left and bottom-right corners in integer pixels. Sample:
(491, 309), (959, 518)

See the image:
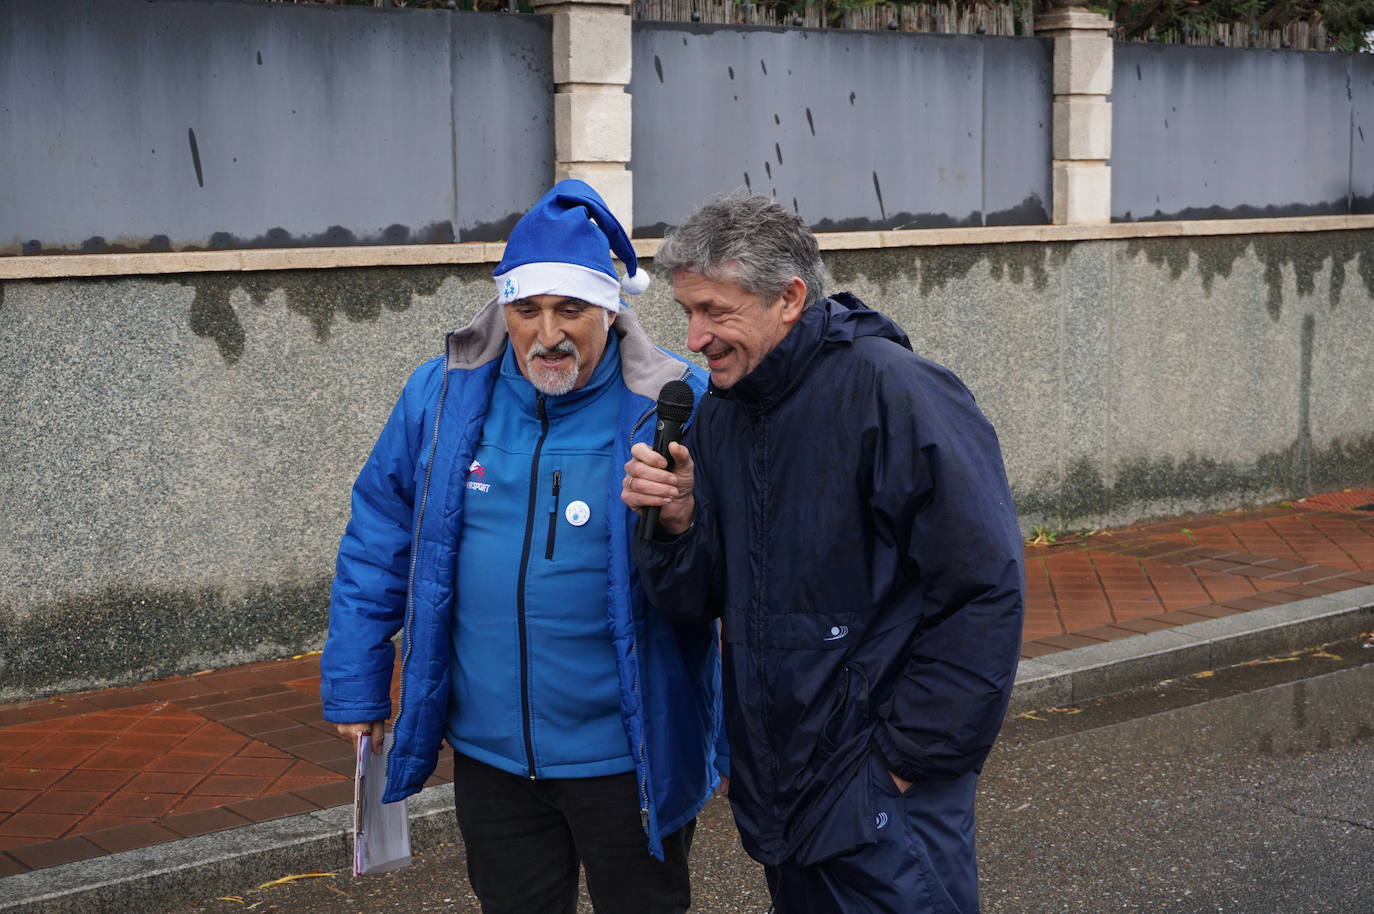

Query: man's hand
(889, 771), (912, 794)
(622, 441), (696, 536)
(336, 721), (386, 754)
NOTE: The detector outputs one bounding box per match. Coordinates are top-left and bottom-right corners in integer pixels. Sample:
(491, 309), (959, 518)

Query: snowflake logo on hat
(500, 276), (519, 303)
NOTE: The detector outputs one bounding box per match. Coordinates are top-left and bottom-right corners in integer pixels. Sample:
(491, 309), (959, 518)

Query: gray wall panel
(630, 23), (1051, 235)
(1353, 54), (1374, 214)
(1113, 43), (1355, 221)
(452, 13), (554, 241)
(0, 0), (553, 254)
(981, 36), (1053, 225)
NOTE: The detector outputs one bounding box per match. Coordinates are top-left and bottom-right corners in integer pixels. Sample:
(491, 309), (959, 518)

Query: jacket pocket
(816, 664), (871, 762)
(544, 468), (561, 560)
(788, 755), (878, 867)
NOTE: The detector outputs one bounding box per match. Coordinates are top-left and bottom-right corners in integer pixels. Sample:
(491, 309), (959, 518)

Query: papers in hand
(353, 731), (412, 876)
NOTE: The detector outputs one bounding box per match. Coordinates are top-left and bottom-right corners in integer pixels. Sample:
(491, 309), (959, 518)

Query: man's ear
(778, 277), (808, 327)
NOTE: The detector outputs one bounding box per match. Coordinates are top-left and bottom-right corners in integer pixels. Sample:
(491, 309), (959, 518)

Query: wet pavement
(981, 635), (1374, 914)
(156, 635), (1374, 914)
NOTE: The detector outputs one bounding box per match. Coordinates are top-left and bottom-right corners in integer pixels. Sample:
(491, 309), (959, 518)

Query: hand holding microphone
(623, 380), (696, 539)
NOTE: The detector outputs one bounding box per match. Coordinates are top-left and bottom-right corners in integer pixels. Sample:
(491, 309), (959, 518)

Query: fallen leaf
(1049, 706), (1083, 715)
(291, 650), (324, 660)
(258, 872), (335, 889)
(1194, 670), (1216, 678)
(1244, 657), (1299, 665)
(1308, 650), (1341, 660)
(1018, 711), (1047, 721)
(1012, 802), (1031, 812)
(216, 898), (245, 904)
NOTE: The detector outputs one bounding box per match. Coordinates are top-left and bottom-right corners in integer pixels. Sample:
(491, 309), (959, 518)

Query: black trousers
(450, 752), (695, 914)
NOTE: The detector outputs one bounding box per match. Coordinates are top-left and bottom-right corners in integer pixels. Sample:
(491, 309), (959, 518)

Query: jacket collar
(447, 297), (687, 401)
(712, 301), (827, 410)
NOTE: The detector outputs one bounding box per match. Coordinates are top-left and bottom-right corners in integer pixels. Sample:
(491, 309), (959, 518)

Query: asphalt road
(163, 637), (1374, 914)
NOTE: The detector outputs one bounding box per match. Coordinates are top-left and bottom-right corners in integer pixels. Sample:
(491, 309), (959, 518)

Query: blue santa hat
(493, 179), (649, 313)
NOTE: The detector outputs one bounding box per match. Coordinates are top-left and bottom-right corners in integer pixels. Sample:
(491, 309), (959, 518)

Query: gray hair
(654, 191), (825, 307)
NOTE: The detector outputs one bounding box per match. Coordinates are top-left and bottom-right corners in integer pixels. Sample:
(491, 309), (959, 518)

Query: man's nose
(686, 314), (711, 353)
(537, 311), (564, 347)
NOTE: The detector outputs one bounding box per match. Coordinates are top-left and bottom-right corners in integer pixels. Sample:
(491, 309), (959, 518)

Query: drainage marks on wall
(142, 266), (452, 364)
(0, 577), (333, 702)
(1124, 231), (1374, 319)
(1014, 432), (1374, 529)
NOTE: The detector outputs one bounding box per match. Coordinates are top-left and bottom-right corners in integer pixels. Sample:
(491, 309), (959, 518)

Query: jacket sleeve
(868, 364), (1026, 784)
(319, 372), (431, 725)
(629, 425), (726, 626)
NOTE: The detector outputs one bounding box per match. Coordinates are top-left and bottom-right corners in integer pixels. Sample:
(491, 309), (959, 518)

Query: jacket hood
(820, 291), (912, 351)
(716, 292), (911, 409)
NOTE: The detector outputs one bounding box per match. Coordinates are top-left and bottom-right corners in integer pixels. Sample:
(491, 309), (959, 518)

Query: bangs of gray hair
(654, 191), (824, 308)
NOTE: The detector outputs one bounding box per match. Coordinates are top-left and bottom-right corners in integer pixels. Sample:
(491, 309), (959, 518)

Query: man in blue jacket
(321, 181), (720, 914)
(622, 192), (1025, 914)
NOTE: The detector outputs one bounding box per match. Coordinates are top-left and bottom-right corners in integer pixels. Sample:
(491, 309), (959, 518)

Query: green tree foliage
(1086, 0), (1374, 51)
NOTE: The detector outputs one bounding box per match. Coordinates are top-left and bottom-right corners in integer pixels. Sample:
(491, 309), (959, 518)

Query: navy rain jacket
(633, 293), (1024, 899)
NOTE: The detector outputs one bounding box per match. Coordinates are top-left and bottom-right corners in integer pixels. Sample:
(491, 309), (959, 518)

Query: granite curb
(1009, 584), (1374, 713)
(6, 586), (1374, 914)
(0, 785), (459, 914)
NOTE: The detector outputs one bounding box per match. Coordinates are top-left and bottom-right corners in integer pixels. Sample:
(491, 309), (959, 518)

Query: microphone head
(655, 380), (695, 423)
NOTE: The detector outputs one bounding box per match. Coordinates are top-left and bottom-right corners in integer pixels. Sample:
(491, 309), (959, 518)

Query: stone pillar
(534, 0), (635, 226)
(1036, 5), (1113, 225)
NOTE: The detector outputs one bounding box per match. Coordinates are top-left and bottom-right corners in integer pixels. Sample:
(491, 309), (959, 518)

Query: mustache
(526, 340), (579, 363)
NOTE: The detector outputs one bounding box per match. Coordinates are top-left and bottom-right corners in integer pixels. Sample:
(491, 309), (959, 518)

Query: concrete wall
(0, 0), (553, 254)
(3, 228), (1373, 699)
(1113, 44), (1374, 221)
(629, 23), (1053, 235)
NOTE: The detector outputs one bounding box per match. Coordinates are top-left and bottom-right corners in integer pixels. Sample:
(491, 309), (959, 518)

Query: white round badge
(565, 500), (591, 527)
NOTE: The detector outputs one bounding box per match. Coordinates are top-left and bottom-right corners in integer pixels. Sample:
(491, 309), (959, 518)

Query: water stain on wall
(826, 241), (1060, 299)
(0, 578), (332, 701)
(1015, 432), (1374, 528)
(14, 221), (457, 257)
(148, 266), (452, 364)
(1124, 230), (1374, 319)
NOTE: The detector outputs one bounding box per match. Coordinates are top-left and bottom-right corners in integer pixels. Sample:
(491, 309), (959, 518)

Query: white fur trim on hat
(494, 262), (623, 312)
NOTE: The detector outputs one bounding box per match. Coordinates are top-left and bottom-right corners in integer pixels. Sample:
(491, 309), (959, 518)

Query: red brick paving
(0, 655), (433, 876)
(1022, 491), (1374, 660)
(1, 491), (1371, 877)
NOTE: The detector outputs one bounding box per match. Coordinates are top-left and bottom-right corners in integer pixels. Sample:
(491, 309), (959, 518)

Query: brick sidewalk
(2, 491), (1372, 878)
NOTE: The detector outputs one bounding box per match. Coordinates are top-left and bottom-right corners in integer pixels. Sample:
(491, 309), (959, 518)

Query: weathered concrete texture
(0, 267), (491, 699)
(5, 229), (1374, 700)
(806, 230), (1374, 530)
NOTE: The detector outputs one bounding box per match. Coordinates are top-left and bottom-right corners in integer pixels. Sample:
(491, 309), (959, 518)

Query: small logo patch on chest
(465, 459), (491, 493)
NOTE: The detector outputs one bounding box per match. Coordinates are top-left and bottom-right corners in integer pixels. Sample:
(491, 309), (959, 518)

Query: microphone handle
(638, 418), (686, 541)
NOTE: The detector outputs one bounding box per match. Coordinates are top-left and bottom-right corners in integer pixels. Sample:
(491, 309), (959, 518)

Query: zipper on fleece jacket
(515, 394), (551, 778)
(544, 469), (561, 560)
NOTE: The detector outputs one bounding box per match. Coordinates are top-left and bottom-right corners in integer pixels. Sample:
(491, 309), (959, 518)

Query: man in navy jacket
(623, 192), (1024, 913)
(322, 182), (720, 914)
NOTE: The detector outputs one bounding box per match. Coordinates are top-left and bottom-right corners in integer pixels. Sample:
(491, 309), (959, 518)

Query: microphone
(638, 380), (695, 541)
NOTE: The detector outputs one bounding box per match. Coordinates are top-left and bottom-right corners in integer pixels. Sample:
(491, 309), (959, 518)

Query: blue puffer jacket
(321, 301), (719, 859)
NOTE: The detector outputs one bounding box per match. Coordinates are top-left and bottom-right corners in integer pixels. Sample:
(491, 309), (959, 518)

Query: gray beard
(525, 340), (580, 396)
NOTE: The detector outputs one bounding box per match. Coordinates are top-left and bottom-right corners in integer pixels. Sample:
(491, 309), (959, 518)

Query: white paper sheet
(353, 731), (412, 876)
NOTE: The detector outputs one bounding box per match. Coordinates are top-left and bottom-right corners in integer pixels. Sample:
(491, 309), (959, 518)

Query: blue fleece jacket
(446, 336), (634, 778)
